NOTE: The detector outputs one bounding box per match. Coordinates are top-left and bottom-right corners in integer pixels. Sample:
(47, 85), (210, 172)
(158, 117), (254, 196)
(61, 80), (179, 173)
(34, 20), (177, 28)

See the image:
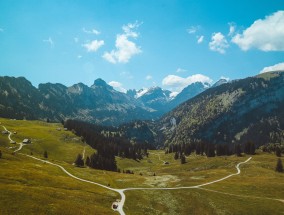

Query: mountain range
(0, 76), (215, 125)
(158, 71), (284, 147)
(1, 71), (283, 147)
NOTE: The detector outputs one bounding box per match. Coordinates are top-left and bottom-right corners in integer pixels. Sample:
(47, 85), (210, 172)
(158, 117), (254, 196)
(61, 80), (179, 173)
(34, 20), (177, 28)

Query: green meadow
(0, 118), (283, 214)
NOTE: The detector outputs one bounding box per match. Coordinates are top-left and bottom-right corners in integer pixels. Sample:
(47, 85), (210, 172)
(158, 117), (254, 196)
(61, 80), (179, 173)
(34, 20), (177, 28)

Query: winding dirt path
(2, 125), (24, 152)
(4, 124), (280, 215)
(198, 187), (284, 203)
(2, 126), (12, 142)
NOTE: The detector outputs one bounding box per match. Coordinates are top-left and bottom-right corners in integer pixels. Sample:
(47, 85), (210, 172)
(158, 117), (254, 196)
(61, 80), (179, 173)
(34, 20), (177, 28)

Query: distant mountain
(158, 71), (284, 147)
(0, 76), (48, 119)
(0, 77), (156, 126)
(169, 82), (210, 109)
(128, 82), (210, 116)
(128, 87), (173, 115)
(211, 78), (228, 88)
(0, 76), (220, 126)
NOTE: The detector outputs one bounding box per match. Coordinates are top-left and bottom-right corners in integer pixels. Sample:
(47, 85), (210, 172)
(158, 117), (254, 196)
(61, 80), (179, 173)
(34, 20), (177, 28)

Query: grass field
(0, 118), (283, 214)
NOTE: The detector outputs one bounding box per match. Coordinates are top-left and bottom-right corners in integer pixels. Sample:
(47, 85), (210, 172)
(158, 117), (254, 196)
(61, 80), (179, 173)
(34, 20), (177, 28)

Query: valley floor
(0, 118), (283, 214)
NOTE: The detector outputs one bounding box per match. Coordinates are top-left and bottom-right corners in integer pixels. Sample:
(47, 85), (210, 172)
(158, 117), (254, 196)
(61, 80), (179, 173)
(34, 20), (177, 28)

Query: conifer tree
(250, 142), (255, 155)
(276, 147), (281, 157)
(85, 156), (90, 166)
(276, 158), (283, 173)
(196, 143), (201, 155)
(206, 144), (215, 157)
(174, 151), (179, 160)
(180, 154), (186, 164)
(244, 141), (255, 155)
(0, 150), (2, 159)
(43, 150), (48, 159)
(234, 144), (242, 157)
(74, 154), (84, 167)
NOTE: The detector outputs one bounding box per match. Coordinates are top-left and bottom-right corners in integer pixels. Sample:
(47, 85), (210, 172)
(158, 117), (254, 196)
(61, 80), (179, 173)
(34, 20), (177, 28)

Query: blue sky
(0, 0), (283, 94)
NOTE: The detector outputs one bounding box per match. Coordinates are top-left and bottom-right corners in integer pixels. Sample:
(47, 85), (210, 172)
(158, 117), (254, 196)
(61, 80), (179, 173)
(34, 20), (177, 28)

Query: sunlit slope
(0, 119), (117, 215)
(0, 118), (283, 215)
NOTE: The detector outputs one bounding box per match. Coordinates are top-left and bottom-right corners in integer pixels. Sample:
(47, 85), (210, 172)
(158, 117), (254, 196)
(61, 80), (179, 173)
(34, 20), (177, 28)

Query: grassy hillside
(121, 152), (284, 215)
(0, 118), (283, 214)
(0, 119), (118, 215)
(159, 71), (284, 147)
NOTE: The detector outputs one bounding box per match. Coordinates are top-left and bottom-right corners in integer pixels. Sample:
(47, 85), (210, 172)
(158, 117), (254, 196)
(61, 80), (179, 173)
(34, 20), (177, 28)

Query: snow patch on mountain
(135, 88), (149, 98)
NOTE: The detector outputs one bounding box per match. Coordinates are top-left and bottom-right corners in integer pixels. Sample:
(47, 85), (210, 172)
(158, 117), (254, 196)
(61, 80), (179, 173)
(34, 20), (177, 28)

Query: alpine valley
(1, 71), (284, 215)
(1, 2), (284, 215)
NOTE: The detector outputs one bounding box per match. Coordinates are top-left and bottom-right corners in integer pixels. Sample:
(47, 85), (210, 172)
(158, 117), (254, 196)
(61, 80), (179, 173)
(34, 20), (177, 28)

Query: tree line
(166, 141), (256, 159)
(65, 119), (150, 172)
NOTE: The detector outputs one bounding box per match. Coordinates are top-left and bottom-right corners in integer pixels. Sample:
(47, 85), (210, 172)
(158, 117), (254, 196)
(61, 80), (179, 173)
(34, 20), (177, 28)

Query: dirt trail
(2, 125), (24, 153)
(4, 124), (281, 215)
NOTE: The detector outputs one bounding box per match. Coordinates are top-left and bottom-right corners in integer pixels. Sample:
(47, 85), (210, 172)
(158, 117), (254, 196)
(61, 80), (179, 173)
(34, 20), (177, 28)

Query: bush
(43, 150), (48, 158)
(276, 158), (283, 173)
(74, 154), (84, 167)
(276, 147), (281, 157)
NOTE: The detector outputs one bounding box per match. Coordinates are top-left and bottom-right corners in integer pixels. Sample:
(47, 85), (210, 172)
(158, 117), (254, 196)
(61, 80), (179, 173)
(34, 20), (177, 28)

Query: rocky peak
(68, 83), (89, 94)
(212, 79), (228, 88)
(92, 78), (112, 89)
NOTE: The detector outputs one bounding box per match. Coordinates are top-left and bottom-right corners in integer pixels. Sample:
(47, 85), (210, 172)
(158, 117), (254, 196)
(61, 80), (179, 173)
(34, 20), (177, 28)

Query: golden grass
(0, 118), (283, 214)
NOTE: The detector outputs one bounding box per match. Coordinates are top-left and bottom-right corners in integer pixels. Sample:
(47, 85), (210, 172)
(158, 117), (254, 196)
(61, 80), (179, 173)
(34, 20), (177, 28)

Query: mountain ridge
(0, 76), (157, 125)
(158, 71), (284, 148)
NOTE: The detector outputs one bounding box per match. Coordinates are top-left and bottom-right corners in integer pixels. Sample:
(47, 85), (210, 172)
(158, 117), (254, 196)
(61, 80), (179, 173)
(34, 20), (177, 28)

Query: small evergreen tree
(244, 141), (255, 155)
(250, 142), (255, 155)
(85, 156), (90, 166)
(196, 143), (201, 155)
(174, 152), (179, 160)
(206, 144), (215, 157)
(0, 150), (2, 159)
(43, 150), (48, 158)
(180, 154), (186, 164)
(276, 158), (283, 172)
(276, 147), (281, 157)
(74, 154), (84, 167)
(234, 144), (242, 157)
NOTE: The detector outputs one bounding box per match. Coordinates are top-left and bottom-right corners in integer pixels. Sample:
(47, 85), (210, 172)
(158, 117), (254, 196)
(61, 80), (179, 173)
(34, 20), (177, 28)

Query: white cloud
(162, 74), (213, 92)
(232, 11), (284, 51)
(122, 21), (142, 38)
(103, 52), (117, 63)
(108, 81), (127, 93)
(83, 27), (101, 35)
(43, 37), (54, 47)
(187, 26), (200, 34)
(228, 23), (236, 36)
(83, 40), (104, 52)
(146, 75), (152, 80)
(259, 62), (284, 74)
(209, 32), (229, 54)
(74, 37), (79, 43)
(103, 21), (142, 64)
(176, 68), (187, 73)
(197, 35), (204, 44)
